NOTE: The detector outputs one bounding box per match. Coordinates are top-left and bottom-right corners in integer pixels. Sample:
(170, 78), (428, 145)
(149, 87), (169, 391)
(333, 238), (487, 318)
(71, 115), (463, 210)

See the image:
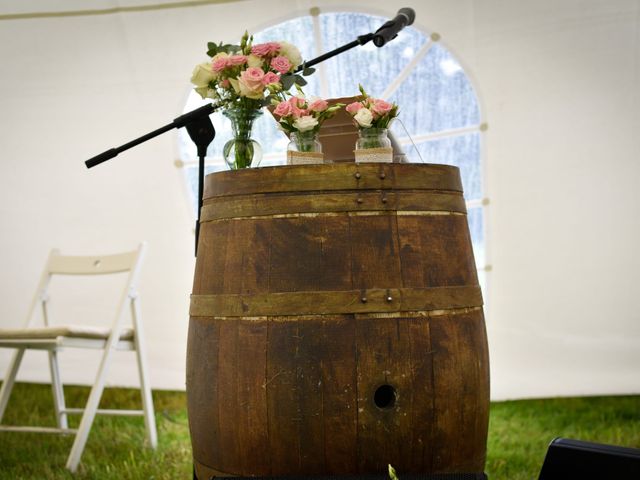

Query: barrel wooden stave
(187, 164), (489, 478)
(193, 213), (477, 295)
(188, 310), (489, 476)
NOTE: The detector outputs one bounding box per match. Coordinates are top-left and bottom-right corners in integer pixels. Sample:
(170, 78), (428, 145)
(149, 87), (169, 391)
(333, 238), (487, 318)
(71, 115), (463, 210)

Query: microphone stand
(84, 32), (376, 256)
(184, 115), (216, 254)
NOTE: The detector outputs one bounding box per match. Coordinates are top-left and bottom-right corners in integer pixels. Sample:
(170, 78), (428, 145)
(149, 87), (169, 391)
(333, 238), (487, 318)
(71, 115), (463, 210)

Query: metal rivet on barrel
(386, 290), (393, 302)
(379, 172), (386, 179)
(356, 196), (363, 204)
(381, 195), (388, 204)
(354, 172), (361, 180)
(361, 296), (367, 303)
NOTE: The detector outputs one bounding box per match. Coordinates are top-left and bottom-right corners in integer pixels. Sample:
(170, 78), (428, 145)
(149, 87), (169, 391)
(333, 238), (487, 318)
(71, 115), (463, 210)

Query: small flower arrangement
(272, 94), (343, 164)
(272, 95), (343, 138)
(345, 85), (399, 130)
(346, 85), (399, 162)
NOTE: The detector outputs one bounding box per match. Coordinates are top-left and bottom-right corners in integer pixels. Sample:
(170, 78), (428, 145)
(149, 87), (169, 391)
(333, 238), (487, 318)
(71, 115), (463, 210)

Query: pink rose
(228, 55), (248, 66)
(270, 55), (292, 74)
(212, 56), (229, 72)
(273, 101), (293, 117)
(346, 101), (364, 115)
(240, 67), (265, 88)
(219, 79), (230, 88)
(289, 96), (306, 107)
(288, 96), (307, 117)
(262, 71), (280, 85)
(251, 42), (281, 57)
(371, 98), (393, 117)
(308, 99), (328, 112)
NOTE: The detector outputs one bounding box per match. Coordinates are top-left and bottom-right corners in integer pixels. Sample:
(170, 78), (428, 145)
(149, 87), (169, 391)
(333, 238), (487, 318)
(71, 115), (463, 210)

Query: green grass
(487, 395), (640, 479)
(0, 383), (638, 479)
(0, 383), (191, 479)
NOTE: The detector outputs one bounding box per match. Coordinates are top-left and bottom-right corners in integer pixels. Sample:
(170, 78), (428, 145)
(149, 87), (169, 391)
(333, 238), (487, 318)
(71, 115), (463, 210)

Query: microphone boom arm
(85, 103), (217, 169)
(296, 33), (374, 72)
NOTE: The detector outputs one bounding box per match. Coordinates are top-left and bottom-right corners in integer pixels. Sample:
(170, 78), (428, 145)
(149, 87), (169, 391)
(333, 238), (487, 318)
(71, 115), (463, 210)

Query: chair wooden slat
(47, 250), (139, 275)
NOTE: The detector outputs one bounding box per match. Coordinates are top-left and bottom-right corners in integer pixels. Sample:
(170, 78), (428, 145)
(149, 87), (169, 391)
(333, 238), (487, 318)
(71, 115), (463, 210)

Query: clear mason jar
(355, 127), (391, 150)
(287, 131), (322, 153)
(354, 127), (393, 163)
(286, 131), (325, 165)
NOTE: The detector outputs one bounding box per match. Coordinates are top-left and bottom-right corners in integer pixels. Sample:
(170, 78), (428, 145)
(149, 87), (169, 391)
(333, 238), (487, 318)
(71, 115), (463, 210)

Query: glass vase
(222, 107), (263, 169)
(354, 127), (393, 163)
(286, 131), (324, 165)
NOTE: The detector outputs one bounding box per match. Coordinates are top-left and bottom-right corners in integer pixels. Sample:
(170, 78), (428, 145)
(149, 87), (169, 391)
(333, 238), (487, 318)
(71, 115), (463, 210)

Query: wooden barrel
(187, 163), (489, 479)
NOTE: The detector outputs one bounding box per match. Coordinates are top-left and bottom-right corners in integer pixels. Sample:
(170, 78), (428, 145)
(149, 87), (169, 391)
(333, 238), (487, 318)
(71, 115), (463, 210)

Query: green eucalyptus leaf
(281, 75), (295, 90)
(206, 42), (219, 57)
(294, 75), (308, 86)
(302, 67), (316, 76)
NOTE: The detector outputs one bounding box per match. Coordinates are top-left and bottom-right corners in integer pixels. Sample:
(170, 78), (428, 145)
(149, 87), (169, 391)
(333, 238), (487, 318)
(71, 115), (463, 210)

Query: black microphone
(373, 8), (416, 47)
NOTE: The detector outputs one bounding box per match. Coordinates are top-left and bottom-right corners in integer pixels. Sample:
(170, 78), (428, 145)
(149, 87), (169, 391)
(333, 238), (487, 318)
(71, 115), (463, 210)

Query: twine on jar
(354, 147), (393, 163)
(287, 151), (325, 165)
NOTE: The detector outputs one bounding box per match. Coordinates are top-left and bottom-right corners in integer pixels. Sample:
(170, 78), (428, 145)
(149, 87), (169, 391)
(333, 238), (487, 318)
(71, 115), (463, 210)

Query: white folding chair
(0, 242), (157, 472)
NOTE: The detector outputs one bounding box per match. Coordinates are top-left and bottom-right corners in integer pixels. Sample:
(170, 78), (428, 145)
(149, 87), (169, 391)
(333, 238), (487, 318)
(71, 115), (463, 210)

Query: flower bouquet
(271, 95), (343, 165)
(346, 85), (399, 163)
(190, 32), (314, 169)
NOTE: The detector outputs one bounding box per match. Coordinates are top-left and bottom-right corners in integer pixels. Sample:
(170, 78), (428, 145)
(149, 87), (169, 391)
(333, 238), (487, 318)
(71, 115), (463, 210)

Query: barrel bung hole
(374, 384), (396, 410)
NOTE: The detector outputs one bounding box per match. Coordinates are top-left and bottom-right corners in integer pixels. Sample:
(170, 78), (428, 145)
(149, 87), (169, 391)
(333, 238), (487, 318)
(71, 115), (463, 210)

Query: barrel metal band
(205, 163), (463, 198)
(201, 190), (467, 222)
(190, 286), (483, 317)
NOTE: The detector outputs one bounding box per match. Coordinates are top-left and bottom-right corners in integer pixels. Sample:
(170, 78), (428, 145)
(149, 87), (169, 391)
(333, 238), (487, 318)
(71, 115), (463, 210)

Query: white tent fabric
(0, 0), (639, 400)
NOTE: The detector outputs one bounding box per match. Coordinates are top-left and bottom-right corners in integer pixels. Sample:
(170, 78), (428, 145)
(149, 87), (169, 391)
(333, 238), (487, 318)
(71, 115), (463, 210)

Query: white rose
(279, 41), (303, 69)
(228, 77), (241, 94)
(194, 86), (210, 98)
(247, 54), (263, 68)
(190, 62), (217, 98)
(354, 107), (373, 128)
(293, 115), (319, 132)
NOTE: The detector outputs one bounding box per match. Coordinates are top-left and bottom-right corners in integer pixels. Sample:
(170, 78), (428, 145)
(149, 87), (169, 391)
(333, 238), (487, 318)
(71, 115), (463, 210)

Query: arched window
(177, 10), (489, 290)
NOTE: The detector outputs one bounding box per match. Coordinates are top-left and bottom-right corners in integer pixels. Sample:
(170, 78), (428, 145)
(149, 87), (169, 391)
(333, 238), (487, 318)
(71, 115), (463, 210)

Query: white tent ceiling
(0, 0), (245, 16)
